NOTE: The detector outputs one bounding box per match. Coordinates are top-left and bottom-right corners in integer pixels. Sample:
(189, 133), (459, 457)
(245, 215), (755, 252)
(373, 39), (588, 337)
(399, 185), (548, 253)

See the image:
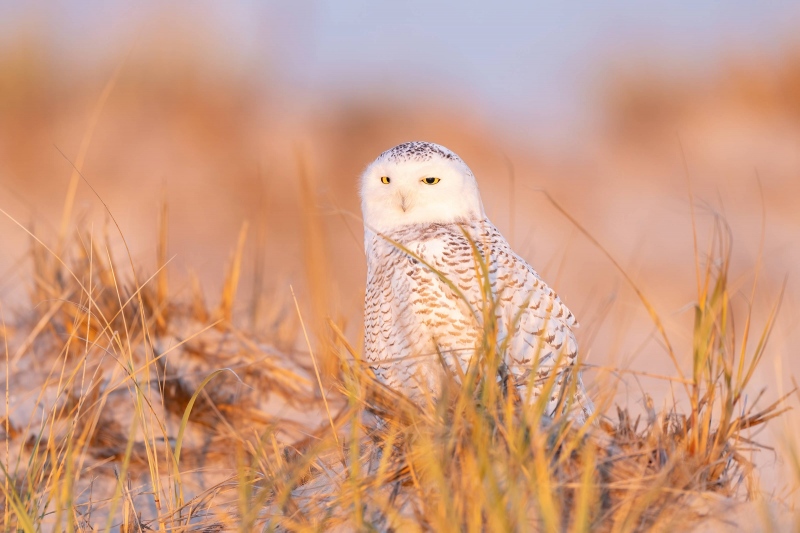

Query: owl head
(360, 142), (485, 235)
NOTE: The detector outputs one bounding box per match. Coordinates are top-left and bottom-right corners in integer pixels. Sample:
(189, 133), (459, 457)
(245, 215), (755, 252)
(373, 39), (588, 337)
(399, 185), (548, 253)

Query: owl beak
(398, 192), (411, 212)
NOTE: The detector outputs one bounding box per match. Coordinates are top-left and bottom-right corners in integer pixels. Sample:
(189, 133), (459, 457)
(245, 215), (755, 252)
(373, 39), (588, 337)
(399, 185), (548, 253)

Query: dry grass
(0, 187), (793, 532)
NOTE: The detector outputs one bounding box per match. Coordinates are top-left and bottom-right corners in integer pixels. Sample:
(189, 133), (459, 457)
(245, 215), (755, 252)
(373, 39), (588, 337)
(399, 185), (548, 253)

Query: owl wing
(480, 221), (593, 422)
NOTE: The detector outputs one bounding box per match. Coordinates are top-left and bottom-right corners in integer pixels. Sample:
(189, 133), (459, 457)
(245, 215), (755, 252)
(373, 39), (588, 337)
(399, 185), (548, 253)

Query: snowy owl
(361, 141), (593, 423)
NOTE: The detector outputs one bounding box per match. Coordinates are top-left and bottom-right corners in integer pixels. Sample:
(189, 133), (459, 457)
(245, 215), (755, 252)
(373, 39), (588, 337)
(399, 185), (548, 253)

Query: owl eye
(380, 176), (391, 184)
(422, 177), (441, 185)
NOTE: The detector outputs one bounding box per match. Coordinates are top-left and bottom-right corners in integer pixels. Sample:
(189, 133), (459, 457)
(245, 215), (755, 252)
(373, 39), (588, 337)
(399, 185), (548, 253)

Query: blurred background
(1, 0), (800, 501)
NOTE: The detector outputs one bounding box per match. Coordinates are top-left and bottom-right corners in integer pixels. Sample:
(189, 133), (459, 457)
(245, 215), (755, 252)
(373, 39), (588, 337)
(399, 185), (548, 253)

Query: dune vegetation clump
(0, 196), (792, 532)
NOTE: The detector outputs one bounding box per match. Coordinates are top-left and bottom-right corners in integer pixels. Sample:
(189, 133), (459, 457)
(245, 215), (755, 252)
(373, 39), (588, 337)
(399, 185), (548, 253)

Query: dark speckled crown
(379, 141), (464, 165)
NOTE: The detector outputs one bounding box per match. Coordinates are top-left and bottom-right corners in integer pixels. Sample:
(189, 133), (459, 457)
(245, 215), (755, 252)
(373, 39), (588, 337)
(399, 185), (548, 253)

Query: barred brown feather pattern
(364, 217), (593, 423)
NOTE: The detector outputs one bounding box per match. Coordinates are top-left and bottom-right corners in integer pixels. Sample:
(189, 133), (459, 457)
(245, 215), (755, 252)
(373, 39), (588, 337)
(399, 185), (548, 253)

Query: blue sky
(3, 1), (798, 141)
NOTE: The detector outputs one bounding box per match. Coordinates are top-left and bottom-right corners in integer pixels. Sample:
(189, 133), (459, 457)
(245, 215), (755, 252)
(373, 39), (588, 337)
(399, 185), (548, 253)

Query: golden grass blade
(291, 285), (340, 449)
(218, 222), (249, 323)
(0, 461), (35, 533)
(679, 138), (703, 305)
(173, 369), (234, 468)
(571, 440), (597, 533)
(538, 189), (688, 394)
(57, 51), (127, 251)
(155, 198), (169, 335)
(11, 295), (69, 365)
(296, 145), (335, 377)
